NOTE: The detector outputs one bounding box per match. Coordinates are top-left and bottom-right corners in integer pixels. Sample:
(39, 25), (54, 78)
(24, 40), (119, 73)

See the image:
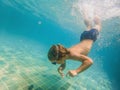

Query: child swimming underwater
(47, 12), (101, 77)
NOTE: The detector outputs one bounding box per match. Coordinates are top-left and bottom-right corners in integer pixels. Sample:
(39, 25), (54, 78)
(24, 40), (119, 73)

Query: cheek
(57, 59), (64, 64)
(57, 60), (61, 64)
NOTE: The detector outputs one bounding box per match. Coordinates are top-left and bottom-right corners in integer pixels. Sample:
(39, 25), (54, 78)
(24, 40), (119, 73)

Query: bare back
(68, 39), (93, 56)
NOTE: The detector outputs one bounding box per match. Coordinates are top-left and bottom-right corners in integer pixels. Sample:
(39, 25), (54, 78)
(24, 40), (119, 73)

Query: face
(49, 44), (67, 65)
(51, 57), (65, 65)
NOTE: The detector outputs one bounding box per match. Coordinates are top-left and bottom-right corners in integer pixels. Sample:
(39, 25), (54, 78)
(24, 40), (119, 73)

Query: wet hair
(47, 44), (69, 61)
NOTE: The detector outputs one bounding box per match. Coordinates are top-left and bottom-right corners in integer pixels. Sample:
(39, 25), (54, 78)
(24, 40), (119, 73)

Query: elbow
(84, 59), (93, 66)
(88, 59), (93, 66)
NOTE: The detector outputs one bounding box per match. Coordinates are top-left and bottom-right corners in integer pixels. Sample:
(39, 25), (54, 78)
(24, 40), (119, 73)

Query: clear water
(0, 0), (120, 90)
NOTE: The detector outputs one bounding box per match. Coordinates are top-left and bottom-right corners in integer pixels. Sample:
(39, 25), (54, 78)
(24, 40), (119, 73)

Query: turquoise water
(0, 0), (120, 90)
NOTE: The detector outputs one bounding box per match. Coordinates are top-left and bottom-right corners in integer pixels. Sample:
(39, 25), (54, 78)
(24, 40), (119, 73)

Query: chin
(58, 62), (63, 64)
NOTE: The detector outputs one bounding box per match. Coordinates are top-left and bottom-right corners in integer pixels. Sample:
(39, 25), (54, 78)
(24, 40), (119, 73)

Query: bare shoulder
(68, 51), (82, 61)
(69, 51), (91, 62)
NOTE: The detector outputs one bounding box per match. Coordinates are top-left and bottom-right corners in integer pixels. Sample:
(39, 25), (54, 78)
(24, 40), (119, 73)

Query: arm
(57, 62), (66, 77)
(67, 54), (93, 77)
(76, 55), (93, 74)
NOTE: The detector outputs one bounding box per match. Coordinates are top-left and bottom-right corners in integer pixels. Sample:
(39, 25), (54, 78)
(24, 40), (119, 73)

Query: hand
(66, 70), (78, 77)
(59, 72), (64, 78)
(58, 68), (64, 78)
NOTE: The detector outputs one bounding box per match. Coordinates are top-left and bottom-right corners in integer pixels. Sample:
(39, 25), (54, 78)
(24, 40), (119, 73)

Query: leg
(93, 15), (101, 32)
(82, 9), (92, 30)
(84, 18), (92, 30)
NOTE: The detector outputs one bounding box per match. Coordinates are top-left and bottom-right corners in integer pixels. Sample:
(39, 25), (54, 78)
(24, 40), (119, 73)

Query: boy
(47, 13), (101, 77)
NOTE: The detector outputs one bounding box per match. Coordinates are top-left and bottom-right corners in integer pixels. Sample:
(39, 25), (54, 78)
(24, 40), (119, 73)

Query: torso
(68, 39), (93, 56)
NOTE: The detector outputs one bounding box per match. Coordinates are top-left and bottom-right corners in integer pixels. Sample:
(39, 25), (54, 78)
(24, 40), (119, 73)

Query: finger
(66, 71), (74, 77)
(61, 74), (64, 78)
(61, 73), (64, 77)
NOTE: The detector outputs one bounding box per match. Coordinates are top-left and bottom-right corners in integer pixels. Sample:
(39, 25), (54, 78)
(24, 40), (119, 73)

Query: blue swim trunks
(80, 29), (99, 42)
